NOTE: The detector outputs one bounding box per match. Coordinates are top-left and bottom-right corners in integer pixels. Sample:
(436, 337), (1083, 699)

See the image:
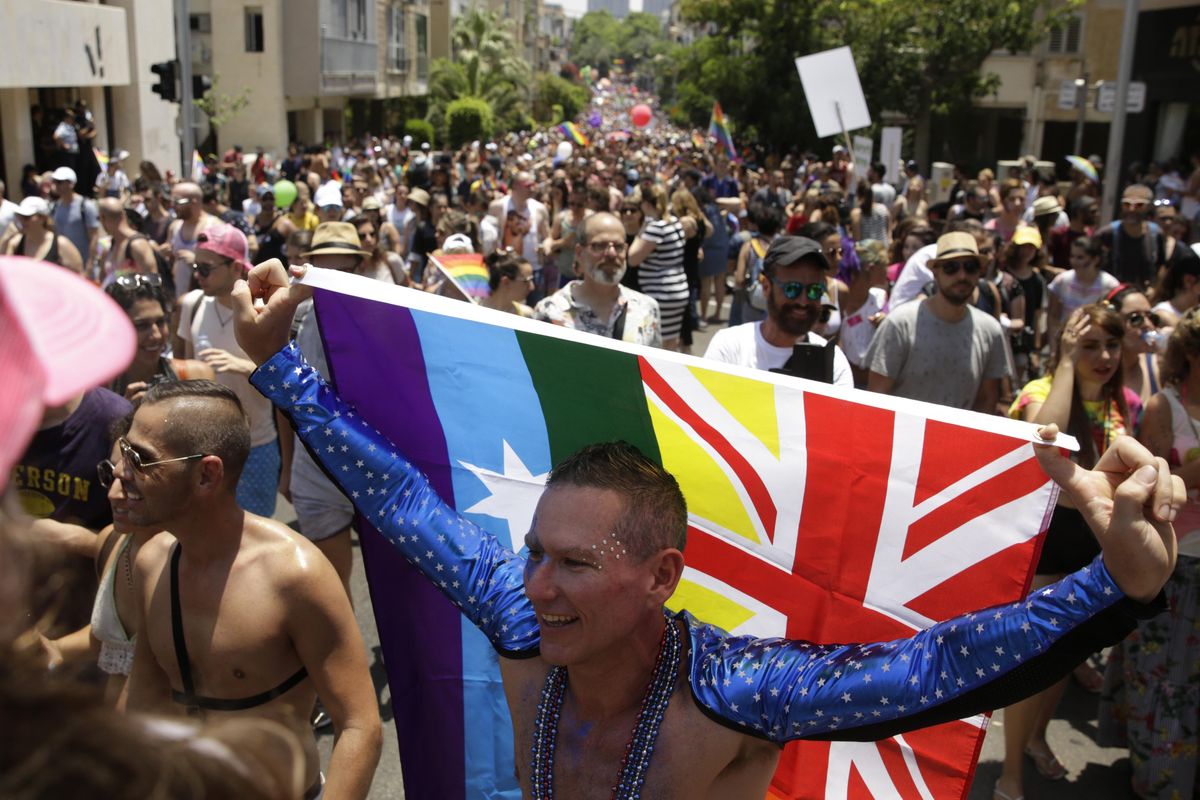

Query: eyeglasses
(104, 437), (205, 485)
(1124, 310), (1161, 328)
(114, 273), (163, 290)
(939, 259), (983, 277)
(768, 277), (825, 302)
(319, 204), (343, 213)
(586, 241), (628, 256)
(823, 246), (844, 257)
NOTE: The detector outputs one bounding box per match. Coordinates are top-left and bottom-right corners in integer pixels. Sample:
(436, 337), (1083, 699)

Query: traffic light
(150, 60), (178, 103)
(192, 74), (212, 99)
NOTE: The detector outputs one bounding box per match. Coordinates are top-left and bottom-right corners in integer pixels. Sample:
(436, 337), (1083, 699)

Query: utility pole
(174, 0), (195, 178)
(1100, 0), (1140, 223)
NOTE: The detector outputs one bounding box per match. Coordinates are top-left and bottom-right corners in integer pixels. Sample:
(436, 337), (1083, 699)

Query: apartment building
(0, 0), (180, 194)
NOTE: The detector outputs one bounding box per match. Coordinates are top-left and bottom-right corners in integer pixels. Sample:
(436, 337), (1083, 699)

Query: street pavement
(288, 302), (1136, 799)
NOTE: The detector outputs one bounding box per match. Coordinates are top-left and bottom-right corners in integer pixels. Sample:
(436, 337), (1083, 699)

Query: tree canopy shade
(657, 0), (1079, 163)
(569, 11), (669, 76)
(427, 8), (533, 138)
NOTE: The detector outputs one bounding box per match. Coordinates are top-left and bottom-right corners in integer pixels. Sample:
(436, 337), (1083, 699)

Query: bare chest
(509, 680), (759, 800)
(145, 559), (298, 698)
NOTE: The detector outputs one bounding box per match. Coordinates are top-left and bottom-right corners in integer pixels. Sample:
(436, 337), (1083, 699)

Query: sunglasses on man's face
(192, 259), (229, 278)
(769, 276), (825, 302)
(939, 259), (982, 277)
(114, 273), (163, 290)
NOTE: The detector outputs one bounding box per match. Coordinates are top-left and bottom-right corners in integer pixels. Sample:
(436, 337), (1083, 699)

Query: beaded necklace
(530, 610), (683, 800)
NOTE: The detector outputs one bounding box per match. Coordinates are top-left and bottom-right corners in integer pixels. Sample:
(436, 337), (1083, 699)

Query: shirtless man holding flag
(232, 258), (1181, 799)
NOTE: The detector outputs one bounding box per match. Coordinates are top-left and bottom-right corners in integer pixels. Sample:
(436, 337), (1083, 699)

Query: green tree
(192, 74), (252, 153)
(426, 8), (532, 136)
(446, 97), (495, 147)
(533, 73), (589, 124)
(666, 0), (1078, 164)
(569, 11), (621, 75)
(616, 12), (664, 71)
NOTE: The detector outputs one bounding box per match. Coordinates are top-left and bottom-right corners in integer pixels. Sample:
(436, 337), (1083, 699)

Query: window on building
(190, 13), (212, 33)
(245, 7), (264, 52)
(416, 13), (428, 79)
(387, 3), (406, 70)
(352, 0), (368, 39)
(1047, 14), (1083, 55)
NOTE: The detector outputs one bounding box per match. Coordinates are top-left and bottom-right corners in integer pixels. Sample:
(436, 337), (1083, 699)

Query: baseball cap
(763, 236), (829, 272)
(14, 197), (50, 217)
(408, 188), (431, 208)
(196, 223), (250, 270)
(0, 256), (136, 483)
(1011, 225), (1043, 249)
(255, 183), (274, 198)
(51, 166), (77, 184)
(361, 196), (381, 211)
(441, 233), (475, 254)
(313, 182), (344, 208)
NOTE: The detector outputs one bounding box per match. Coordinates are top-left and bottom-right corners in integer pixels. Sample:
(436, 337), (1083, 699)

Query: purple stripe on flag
(314, 289), (467, 799)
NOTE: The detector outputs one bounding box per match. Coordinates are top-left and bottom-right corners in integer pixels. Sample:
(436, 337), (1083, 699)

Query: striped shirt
(638, 217), (691, 340)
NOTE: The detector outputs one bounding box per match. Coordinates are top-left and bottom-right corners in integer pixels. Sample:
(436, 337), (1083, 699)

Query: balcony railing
(320, 33), (378, 94)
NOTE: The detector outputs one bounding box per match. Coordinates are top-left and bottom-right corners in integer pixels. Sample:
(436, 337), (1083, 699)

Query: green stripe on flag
(515, 332), (661, 466)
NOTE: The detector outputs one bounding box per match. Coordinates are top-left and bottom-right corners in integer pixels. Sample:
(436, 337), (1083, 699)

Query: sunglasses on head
(115, 273), (163, 290)
(938, 258), (982, 277)
(769, 276), (825, 302)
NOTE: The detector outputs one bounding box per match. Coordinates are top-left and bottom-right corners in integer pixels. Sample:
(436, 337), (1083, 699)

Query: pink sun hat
(0, 256), (135, 484)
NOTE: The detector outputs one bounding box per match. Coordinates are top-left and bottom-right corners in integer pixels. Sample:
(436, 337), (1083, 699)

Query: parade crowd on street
(3, 77), (1200, 800)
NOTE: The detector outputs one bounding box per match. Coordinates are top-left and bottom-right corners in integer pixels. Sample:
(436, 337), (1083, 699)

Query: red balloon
(631, 104), (652, 127)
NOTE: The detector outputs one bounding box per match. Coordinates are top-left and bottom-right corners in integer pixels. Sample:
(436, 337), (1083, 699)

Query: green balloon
(273, 179), (298, 209)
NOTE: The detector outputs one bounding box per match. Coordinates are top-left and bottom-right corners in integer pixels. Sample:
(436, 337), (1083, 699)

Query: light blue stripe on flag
(413, 309), (551, 799)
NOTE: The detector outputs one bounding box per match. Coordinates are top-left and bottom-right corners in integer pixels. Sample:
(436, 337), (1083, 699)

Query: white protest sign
(795, 47), (872, 139)
(880, 127), (903, 186)
(852, 135), (873, 181)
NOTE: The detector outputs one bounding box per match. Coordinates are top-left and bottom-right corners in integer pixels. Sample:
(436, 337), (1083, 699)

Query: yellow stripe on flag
(647, 400), (760, 544)
(688, 366), (780, 460)
(666, 577), (756, 631)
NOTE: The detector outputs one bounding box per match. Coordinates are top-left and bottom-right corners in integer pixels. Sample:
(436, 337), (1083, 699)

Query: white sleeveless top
(91, 535), (135, 675)
(1161, 387), (1200, 557)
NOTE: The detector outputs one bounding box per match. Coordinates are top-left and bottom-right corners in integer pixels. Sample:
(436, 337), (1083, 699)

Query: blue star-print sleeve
(687, 556), (1164, 743)
(251, 344), (540, 658)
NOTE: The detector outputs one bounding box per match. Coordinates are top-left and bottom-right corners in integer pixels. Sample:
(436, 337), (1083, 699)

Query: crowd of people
(3, 76), (1200, 800)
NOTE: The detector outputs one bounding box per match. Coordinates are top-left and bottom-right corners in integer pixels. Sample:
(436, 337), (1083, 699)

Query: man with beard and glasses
(704, 235), (853, 387)
(534, 212), (661, 346)
(866, 231), (1011, 411)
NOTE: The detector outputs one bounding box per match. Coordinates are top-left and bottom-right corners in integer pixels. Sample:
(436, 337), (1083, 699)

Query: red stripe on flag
(792, 394), (895, 615)
(640, 359), (778, 537)
(902, 455), (1049, 561)
(914, 421), (1027, 505)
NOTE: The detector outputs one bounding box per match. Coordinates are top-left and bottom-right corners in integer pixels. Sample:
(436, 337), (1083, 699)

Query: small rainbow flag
(429, 252), (490, 303)
(94, 147), (110, 170)
(708, 101), (737, 161)
(191, 150), (207, 181)
(691, 131), (706, 150)
(558, 121), (589, 148)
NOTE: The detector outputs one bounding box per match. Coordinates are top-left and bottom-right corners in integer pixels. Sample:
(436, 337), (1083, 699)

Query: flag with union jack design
(304, 268), (1063, 800)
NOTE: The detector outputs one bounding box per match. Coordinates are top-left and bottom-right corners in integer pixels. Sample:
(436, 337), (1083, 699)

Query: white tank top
(90, 535), (135, 675)
(1162, 386), (1200, 557)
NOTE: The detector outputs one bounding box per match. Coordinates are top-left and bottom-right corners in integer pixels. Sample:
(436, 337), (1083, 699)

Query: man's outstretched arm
(236, 261), (539, 657)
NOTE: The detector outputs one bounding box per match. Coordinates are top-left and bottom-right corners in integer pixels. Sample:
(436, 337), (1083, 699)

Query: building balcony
(320, 33), (378, 94)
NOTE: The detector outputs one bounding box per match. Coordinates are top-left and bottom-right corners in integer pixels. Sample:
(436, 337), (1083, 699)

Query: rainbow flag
(93, 147), (110, 170)
(429, 252), (490, 303)
(691, 130), (707, 150)
(190, 150), (207, 182)
(709, 101), (737, 161)
(300, 267), (1065, 800)
(557, 121), (589, 148)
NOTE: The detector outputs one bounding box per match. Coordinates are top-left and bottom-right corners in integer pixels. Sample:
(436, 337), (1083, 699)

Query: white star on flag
(458, 440), (549, 549)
